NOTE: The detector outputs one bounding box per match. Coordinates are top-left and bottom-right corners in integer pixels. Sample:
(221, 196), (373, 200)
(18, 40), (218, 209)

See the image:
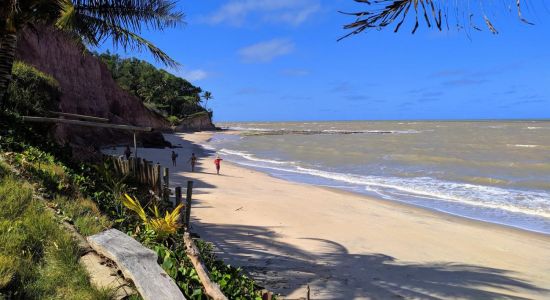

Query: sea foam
(217, 148), (550, 219)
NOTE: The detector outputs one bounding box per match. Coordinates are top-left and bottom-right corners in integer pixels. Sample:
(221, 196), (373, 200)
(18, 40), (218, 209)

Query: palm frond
(340, 0), (535, 39)
(55, 0), (182, 67)
(57, 10), (179, 67)
(72, 0), (183, 32)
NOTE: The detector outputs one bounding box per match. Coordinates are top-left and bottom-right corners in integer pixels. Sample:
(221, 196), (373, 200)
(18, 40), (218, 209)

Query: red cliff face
(16, 26), (170, 151)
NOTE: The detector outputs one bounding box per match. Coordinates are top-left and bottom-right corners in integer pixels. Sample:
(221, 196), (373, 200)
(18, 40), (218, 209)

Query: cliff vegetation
(5, 62), (60, 116)
(97, 52), (212, 125)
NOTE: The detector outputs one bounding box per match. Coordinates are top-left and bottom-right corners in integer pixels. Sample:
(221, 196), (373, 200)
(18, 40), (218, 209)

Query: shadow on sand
(190, 222), (548, 299)
(160, 134), (548, 299)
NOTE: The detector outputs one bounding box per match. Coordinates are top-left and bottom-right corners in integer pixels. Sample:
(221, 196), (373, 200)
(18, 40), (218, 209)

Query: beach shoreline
(113, 131), (550, 299)
(200, 130), (550, 238)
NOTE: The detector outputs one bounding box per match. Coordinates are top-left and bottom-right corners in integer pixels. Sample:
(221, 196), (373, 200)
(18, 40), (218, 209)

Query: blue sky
(100, 0), (550, 121)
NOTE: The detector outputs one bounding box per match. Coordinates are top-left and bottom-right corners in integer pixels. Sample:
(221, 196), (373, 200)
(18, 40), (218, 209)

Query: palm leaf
(340, 0), (535, 39)
(122, 193), (147, 222)
(55, 0), (182, 67)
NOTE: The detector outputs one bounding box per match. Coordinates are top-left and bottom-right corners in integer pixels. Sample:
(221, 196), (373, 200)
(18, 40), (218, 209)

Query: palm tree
(340, 0), (535, 40)
(202, 91), (213, 110)
(0, 0), (183, 106)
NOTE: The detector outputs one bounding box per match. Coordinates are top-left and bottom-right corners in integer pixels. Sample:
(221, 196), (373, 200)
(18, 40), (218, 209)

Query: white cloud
(178, 69), (209, 81)
(263, 4), (320, 26)
(281, 68), (310, 76)
(239, 39), (295, 63)
(202, 0), (320, 27)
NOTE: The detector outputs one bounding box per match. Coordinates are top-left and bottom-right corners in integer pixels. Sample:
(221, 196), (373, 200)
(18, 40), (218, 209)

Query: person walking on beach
(214, 154), (223, 175)
(188, 153), (198, 172)
(171, 151), (178, 167)
(124, 145), (132, 160)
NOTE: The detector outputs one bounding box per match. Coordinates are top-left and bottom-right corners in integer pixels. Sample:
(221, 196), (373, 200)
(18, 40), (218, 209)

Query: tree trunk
(0, 32), (18, 108)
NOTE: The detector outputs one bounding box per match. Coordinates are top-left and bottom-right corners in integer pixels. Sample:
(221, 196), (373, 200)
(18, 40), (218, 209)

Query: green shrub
(6, 61), (60, 116)
(167, 115), (180, 126)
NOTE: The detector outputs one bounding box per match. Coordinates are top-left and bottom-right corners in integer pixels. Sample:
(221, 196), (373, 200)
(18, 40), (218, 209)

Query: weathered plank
(87, 229), (186, 300)
(22, 116), (152, 131)
(49, 111), (110, 122)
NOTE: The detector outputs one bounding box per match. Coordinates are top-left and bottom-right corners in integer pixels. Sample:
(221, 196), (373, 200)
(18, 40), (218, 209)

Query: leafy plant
(122, 194), (183, 240)
(167, 115), (180, 126)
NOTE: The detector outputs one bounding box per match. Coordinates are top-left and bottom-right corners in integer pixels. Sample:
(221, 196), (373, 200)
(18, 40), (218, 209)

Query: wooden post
(133, 131), (138, 159)
(163, 167), (169, 187)
(147, 163), (153, 187)
(307, 285), (310, 300)
(155, 164), (162, 195)
(261, 291), (273, 300)
(139, 158), (145, 183)
(148, 163), (153, 193)
(129, 157), (134, 175)
(146, 163), (151, 188)
(184, 181), (193, 230)
(175, 186), (182, 210)
(163, 167), (169, 202)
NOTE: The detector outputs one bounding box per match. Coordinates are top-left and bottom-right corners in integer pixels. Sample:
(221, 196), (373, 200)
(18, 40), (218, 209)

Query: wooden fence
(103, 155), (301, 300)
(104, 155), (169, 201)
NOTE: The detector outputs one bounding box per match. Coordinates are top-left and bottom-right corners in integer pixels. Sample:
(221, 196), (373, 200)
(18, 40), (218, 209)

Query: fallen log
(183, 232), (228, 300)
(88, 229), (186, 300)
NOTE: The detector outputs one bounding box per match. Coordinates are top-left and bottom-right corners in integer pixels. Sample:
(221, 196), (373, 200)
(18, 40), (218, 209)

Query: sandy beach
(130, 132), (550, 299)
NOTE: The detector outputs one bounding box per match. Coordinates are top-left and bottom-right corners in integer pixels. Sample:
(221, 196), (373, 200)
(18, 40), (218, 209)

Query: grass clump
(51, 195), (112, 236)
(0, 175), (112, 299)
(6, 61), (60, 116)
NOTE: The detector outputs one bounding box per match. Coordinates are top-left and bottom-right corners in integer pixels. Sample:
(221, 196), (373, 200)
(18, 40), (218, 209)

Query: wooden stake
(175, 186), (182, 210)
(156, 164), (162, 196)
(133, 131), (138, 159)
(184, 181), (193, 230)
(163, 167), (170, 202)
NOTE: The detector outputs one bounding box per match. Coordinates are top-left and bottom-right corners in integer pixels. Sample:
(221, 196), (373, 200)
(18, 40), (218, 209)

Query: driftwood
(88, 229), (186, 300)
(183, 232), (228, 300)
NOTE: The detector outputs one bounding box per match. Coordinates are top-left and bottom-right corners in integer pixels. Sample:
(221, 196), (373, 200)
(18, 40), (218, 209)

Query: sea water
(205, 121), (550, 234)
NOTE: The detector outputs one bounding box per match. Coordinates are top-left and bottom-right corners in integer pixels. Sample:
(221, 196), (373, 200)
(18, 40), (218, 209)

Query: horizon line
(214, 118), (550, 123)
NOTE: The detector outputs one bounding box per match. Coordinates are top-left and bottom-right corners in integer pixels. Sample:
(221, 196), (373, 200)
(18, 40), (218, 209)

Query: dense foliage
(97, 52), (209, 120)
(5, 62), (60, 116)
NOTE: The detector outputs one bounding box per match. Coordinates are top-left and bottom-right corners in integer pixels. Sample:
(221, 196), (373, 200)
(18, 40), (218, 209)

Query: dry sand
(130, 132), (550, 300)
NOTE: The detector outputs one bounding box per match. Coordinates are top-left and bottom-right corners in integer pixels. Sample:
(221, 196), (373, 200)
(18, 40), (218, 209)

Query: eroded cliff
(16, 26), (170, 152)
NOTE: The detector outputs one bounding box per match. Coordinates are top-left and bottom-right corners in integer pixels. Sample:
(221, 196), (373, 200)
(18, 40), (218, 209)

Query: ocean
(203, 121), (550, 234)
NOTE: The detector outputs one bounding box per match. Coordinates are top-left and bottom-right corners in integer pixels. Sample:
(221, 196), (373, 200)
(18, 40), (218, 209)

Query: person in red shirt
(214, 155), (223, 175)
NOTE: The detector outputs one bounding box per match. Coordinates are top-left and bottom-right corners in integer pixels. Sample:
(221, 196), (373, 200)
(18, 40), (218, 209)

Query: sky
(99, 0), (550, 122)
